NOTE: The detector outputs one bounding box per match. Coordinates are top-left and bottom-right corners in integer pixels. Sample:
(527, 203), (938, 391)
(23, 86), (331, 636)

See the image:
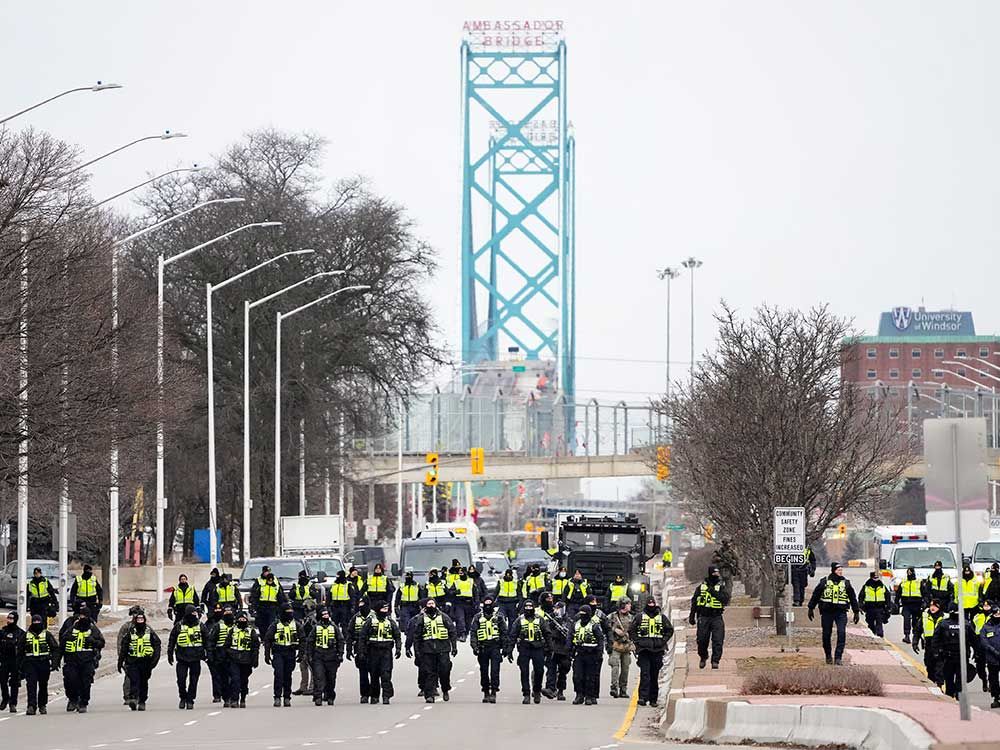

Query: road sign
(773, 506), (805, 565)
(345, 521), (358, 539)
(666, 523), (685, 531)
(512, 365), (526, 373)
(364, 524), (379, 543)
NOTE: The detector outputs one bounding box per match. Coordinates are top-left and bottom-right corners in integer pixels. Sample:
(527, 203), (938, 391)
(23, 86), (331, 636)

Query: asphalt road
(1, 642), (687, 750)
(844, 569), (994, 711)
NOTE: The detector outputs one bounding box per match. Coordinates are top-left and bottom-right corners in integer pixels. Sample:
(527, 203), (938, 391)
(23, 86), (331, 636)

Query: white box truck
(280, 515), (344, 557)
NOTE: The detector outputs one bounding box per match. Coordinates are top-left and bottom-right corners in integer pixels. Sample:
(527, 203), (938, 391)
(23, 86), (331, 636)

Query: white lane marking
(394, 723), (406, 728)
(250, 690), (260, 696)
(124, 740), (142, 744)
(423, 705), (433, 711)
(356, 737), (371, 740)
(377, 730), (389, 735)
(91, 745), (109, 748)
(466, 669), (475, 675)
(408, 713), (421, 719)
(0, 717), (9, 722)
(303, 743), (317, 747)
(457, 678), (466, 683)
(208, 710), (221, 716)
(184, 720), (197, 726)
(156, 731), (171, 735)
(329, 742), (344, 745)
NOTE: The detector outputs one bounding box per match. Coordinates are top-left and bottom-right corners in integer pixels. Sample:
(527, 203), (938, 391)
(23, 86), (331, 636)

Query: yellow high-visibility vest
(328, 583), (351, 602)
(498, 580), (519, 599)
(454, 578), (474, 599)
(74, 576), (97, 598)
(129, 631), (154, 658)
(423, 617), (450, 640)
(177, 625), (202, 648)
(399, 584), (420, 603)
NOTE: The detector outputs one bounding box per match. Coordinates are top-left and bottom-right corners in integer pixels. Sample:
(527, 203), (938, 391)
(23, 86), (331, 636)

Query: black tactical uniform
(357, 604), (401, 705)
(168, 607), (208, 709)
(394, 573), (422, 633)
(207, 607), (235, 705)
(807, 562), (861, 665)
(470, 598), (506, 702)
(409, 601), (457, 703)
(539, 594), (572, 701)
(264, 607), (300, 707)
(628, 599), (673, 706)
(119, 613), (161, 710)
(344, 600), (373, 702)
(689, 566), (731, 669)
(20, 614), (58, 715)
(224, 613), (260, 708)
(60, 615), (105, 713)
(306, 611), (344, 706)
(569, 605), (605, 705)
(0, 613), (24, 712)
(507, 601), (548, 704)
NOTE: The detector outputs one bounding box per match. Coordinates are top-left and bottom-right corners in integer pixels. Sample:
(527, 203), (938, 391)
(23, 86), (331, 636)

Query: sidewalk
(664, 569), (1000, 748)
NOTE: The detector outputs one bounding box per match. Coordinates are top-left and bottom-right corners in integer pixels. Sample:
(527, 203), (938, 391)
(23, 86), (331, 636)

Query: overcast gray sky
(7, 1), (998, 404)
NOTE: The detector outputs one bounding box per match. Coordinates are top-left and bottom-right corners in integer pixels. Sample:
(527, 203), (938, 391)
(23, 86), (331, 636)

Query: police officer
(470, 596), (506, 703)
(858, 571), (892, 637)
(661, 549), (673, 569)
(264, 605), (299, 707)
(607, 598), (634, 699)
(451, 567), (477, 641)
(59, 601), (87, 642)
(689, 566), (730, 669)
(933, 603), (974, 699)
(972, 600), (993, 692)
(224, 611), (259, 708)
(791, 546), (816, 607)
(570, 604), (605, 705)
(629, 596), (673, 707)
(20, 614), (57, 716)
(424, 568), (448, 604)
(347, 566), (367, 600)
(60, 611), (104, 713)
(167, 573), (200, 621)
(207, 605), (235, 705)
(958, 562), (981, 620)
(549, 566), (570, 600)
(116, 606), (143, 705)
(978, 601), (1000, 708)
(608, 575), (629, 606)
(808, 562), (860, 665)
(69, 564), (103, 621)
(564, 570), (590, 620)
(307, 608), (344, 706)
(326, 570), (358, 630)
(912, 598), (945, 687)
(118, 611), (161, 711)
(409, 598), (457, 703)
(250, 567), (287, 637)
(922, 560), (954, 608)
(895, 567), (924, 643)
(358, 602), (401, 705)
(209, 572), (242, 611)
(0, 612), (23, 712)
(168, 604), (208, 709)
(344, 598), (374, 702)
(469, 564), (488, 602)
(521, 564), (548, 604)
(539, 594), (571, 701)
(289, 571), (321, 696)
(983, 563), (1000, 604)
(494, 567), (521, 624)
(201, 568), (221, 607)
(394, 570), (421, 633)
(26, 567), (57, 620)
(365, 563), (394, 612)
(507, 600), (547, 704)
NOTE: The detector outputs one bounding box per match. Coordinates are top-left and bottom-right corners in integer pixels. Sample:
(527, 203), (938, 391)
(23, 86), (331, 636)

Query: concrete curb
(660, 697), (934, 750)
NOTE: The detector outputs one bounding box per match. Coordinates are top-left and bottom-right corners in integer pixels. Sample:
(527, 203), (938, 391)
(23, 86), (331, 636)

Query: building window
(911, 348), (921, 358)
(934, 348), (945, 359)
(956, 348), (967, 358)
(889, 348), (899, 359)
(958, 368), (967, 377)
(934, 369), (945, 379)
(866, 347), (877, 359)
(888, 368), (899, 379)
(889, 387), (899, 397)
(981, 347), (990, 358)
(866, 369), (877, 380)
(912, 368), (922, 379)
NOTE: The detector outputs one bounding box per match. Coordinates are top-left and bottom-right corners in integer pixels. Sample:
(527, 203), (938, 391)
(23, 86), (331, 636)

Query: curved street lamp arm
(279, 284), (372, 321)
(0, 82), (122, 125)
(165, 221), (282, 266)
(95, 167), (202, 210)
(114, 198), (245, 247)
(72, 132), (187, 175)
(247, 271), (345, 310)
(211, 250), (314, 292)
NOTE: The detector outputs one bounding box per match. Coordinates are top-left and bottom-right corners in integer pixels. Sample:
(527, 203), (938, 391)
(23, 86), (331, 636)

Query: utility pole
(657, 267), (680, 435)
(682, 257), (703, 382)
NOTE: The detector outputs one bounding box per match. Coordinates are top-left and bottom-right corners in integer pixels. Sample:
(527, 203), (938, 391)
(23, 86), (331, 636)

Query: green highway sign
(666, 524), (685, 531)
(512, 365), (527, 372)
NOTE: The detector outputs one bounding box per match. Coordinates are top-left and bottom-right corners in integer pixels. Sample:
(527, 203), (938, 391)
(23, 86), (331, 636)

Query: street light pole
(681, 257), (703, 382)
(157, 220), (280, 597)
(0, 81), (122, 125)
(243, 271), (343, 561)
(273, 285), (371, 556)
(206, 248), (310, 568)
(656, 267), (680, 434)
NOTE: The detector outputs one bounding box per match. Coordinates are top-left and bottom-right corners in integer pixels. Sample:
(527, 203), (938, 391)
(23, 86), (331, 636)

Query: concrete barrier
(714, 701), (799, 745)
(664, 698), (708, 740)
(92, 563), (238, 593)
(790, 705), (874, 748)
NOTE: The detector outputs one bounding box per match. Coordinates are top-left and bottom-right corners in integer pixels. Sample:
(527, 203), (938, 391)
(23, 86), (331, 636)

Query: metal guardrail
(355, 391), (666, 458)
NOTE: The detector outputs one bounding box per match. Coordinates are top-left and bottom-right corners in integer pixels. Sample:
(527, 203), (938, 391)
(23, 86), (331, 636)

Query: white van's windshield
(893, 547), (956, 570)
(974, 542), (1000, 564)
(401, 545), (472, 572)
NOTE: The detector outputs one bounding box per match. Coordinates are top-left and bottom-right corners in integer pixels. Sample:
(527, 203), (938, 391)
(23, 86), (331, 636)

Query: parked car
(509, 547), (556, 576)
(344, 546), (387, 577)
(474, 552), (511, 591)
(236, 557), (332, 598)
(0, 559), (60, 607)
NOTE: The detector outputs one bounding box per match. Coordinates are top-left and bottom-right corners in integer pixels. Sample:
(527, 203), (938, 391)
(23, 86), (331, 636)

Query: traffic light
(704, 523), (714, 541)
(425, 452), (439, 487)
(838, 523), (847, 538)
(470, 447), (485, 475)
(656, 445), (671, 481)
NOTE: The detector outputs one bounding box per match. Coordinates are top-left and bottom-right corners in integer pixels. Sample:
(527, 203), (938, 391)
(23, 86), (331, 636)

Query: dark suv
(344, 546), (387, 576)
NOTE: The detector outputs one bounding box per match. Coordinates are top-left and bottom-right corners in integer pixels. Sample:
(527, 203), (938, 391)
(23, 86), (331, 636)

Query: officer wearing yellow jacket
(689, 566), (731, 669)
(807, 562), (860, 665)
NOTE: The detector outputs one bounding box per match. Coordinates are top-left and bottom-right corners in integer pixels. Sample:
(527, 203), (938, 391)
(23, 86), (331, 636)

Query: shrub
(684, 545), (717, 584)
(740, 665), (883, 696)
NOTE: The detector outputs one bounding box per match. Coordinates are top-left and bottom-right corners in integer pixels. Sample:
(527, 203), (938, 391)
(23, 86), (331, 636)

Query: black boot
(361, 695), (369, 704)
(556, 690), (566, 701)
(533, 692), (540, 704)
(283, 697), (292, 707)
(522, 694), (531, 704)
(572, 694), (584, 704)
(273, 697), (281, 707)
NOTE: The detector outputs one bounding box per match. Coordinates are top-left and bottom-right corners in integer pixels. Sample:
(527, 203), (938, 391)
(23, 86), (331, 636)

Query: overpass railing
(355, 391), (666, 458)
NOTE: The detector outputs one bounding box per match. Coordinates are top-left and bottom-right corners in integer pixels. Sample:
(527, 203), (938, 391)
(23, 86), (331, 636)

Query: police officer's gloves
(807, 609), (814, 621)
(912, 638), (920, 654)
(345, 649), (353, 661)
(687, 613), (696, 626)
(451, 645), (458, 657)
(405, 648), (413, 659)
(505, 652), (514, 663)
(117, 661), (124, 674)
(852, 611), (860, 625)
(395, 649), (402, 660)
(168, 655), (174, 666)
(264, 653), (272, 665)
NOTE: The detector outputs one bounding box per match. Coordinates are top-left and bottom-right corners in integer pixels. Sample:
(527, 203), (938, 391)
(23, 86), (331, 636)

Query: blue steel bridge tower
(460, 33), (576, 398)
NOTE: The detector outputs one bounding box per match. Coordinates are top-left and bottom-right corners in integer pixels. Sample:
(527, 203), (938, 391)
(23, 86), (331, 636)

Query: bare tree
(661, 304), (912, 633)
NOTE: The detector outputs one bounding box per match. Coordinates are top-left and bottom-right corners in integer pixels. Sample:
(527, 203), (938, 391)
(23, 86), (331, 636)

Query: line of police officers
(0, 560), (674, 714)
